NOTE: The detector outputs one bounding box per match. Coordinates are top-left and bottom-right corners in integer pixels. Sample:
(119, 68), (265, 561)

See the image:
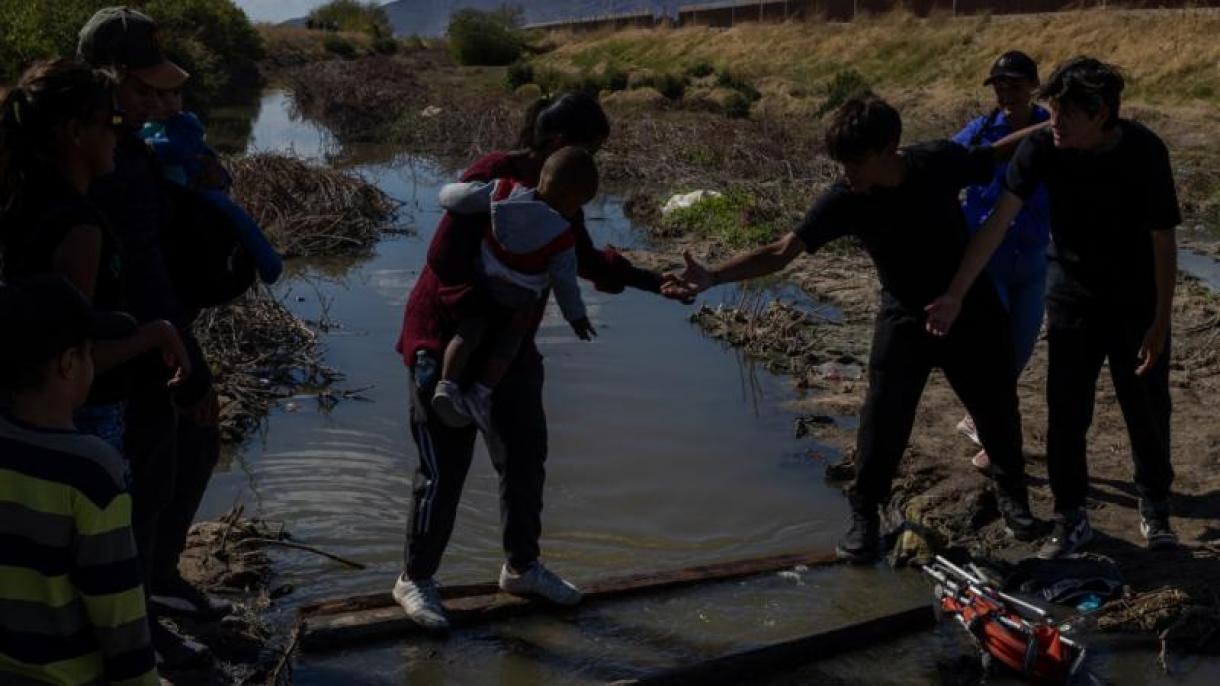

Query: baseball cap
(984, 51), (1039, 86)
(0, 276), (136, 387)
(77, 6), (190, 90)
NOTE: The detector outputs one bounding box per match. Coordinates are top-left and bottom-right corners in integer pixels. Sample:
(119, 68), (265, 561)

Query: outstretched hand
(660, 250), (715, 302)
(924, 293), (961, 337)
(1136, 320), (1169, 376)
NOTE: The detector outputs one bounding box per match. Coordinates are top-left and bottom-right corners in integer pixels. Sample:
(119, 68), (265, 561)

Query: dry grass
(227, 152), (401, 258)
(256, 25), (374, 70)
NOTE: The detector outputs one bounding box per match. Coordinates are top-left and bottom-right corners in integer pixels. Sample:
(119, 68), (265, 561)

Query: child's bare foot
(432, 380), (472, 428)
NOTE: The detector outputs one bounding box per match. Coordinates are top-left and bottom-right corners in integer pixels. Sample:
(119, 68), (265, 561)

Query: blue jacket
(140, 112), (232, 190)
(952, 106), (1051, 254)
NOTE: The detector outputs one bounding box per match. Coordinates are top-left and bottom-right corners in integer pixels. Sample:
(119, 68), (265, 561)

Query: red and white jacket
(438, 178), (585, 323)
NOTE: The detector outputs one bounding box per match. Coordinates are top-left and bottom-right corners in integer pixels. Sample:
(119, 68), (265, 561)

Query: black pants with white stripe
(403, 352), (547, 580)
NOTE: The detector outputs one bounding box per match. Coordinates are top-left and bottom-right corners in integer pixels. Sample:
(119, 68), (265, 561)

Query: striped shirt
(0, 413), (158, 686)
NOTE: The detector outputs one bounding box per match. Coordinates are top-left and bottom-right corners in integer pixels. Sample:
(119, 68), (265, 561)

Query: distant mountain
(381, 1), (685, 37)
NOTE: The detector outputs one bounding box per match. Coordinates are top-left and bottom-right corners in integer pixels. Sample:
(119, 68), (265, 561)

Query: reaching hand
(571, 317), (597, 341)
(661, 249), (715, 301)
(1136, 320), (1169, 376)
(150, 321), (192, 387)
(924, 293), (962, 337)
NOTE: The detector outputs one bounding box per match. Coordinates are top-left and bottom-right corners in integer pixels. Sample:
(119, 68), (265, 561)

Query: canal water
(199, 91), (1218, 684)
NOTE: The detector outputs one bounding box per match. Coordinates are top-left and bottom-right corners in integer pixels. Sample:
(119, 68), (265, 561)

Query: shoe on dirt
(995, 489), (1043, 542)
(956, 415), (981, 447)
(150, 573), (234, 621)
(499, 562), (582, 606)
(1037, 510), (1093, 560)
(392, 574), (450, 631)
(1139, 499), (1179, 551)
(836, 508), (881, 563)
(431, 380), (472, 428)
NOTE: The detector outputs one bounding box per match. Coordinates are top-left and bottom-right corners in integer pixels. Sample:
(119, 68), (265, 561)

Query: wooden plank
(617, 604), (937, 685)
(300, 550), (840, 652)
(298, 582), (500, 618)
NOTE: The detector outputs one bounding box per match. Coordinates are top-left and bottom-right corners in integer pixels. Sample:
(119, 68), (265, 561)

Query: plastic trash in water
(661, 190), (722, 216)
(1075, 594), (1103, 613)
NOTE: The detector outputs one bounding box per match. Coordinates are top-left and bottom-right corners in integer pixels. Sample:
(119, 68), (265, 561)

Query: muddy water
(200, 92), (1218, 684)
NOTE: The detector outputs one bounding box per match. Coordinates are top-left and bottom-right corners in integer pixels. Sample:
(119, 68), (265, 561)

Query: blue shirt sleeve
(952, 116), (984, 147)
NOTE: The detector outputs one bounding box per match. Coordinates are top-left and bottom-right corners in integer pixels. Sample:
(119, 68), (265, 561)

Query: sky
(235, 0), (340, 24)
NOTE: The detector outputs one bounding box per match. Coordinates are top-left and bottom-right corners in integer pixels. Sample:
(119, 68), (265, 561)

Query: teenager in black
(666, 96), (1044, 562)
(928, 57), (1181, 558)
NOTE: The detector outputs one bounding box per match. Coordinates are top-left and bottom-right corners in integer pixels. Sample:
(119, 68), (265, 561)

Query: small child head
(537, 146), (599, 219)
(0, 276), (134, 409)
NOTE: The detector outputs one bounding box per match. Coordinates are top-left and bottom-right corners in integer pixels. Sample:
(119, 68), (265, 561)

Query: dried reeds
(195, 286), (336, 444)
(227, 152), (400, 259)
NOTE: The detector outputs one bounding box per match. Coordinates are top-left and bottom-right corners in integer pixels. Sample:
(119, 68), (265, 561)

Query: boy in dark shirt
(665, 96), (1043, 562)
(928, 57), (1181, 559)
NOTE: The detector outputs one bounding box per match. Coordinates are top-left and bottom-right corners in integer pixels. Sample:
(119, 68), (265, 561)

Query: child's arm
(438, 180), (497, 215)
(547, 247), (593, 339)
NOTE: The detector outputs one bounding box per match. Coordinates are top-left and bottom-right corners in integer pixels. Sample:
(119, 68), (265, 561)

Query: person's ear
(55, 348), (77, 381)
(1091, 104), (1110, 129)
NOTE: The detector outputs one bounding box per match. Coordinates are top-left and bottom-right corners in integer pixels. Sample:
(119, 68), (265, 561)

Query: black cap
(0, 276), (136, 381)
(984, 51), (1039, 86)
(77, 6), (189, 89)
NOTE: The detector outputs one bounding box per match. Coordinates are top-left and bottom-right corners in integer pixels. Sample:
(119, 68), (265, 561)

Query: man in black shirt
(665, 96), (1043, 562)
(927, 57), (1181, 559)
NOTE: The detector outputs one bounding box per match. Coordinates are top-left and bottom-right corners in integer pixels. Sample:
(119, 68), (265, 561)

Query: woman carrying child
(392, 93), (684, 630)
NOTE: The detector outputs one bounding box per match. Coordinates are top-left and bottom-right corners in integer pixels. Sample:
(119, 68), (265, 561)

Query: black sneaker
(996, 489), (1043, 542)
(1139, 499), (1179, 551)
(836, 507), (881, 563)
(152, 620), (212, 671)
(150, 574), (234, 622)
(1037, 510), (1093, 560)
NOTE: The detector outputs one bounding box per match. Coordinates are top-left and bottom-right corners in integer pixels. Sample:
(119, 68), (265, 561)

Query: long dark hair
(0, 58), (117, 206)
(517, 91), (611, 152)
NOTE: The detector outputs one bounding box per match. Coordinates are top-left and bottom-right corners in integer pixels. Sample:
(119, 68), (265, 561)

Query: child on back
(431, 146), (599, 433)
(140, 86), (283, 284)
(0, 276), (158, 686)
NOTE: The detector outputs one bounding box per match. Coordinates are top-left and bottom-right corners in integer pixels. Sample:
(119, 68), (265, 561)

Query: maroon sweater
(395, 152), (659, 368)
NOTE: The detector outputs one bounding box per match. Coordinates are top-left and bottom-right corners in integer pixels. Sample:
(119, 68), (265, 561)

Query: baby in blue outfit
(141, 90), (282, 284)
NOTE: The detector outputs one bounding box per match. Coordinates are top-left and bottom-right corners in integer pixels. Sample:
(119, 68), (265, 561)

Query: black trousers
(403, 354), (548, 580)
(852, 293), (1027, 511)
(1045, 299), (1172, 513)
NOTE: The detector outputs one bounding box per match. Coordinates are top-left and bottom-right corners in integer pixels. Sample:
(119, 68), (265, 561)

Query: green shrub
(371, 36), (399, 55)
(506, 60), (534, 90)
(716, 69), (760, 101)
(685, 60), (715, 78)
(447, 8), (524, 66)
(307, 0), (391, 38)
(603, 65), (628, 92)
(661, 189), (785, 248)
(816, 69), (872, 118)
(632, 71), (686, 100)
(323, 34), (358, 58)
(723, 91), (752, 119)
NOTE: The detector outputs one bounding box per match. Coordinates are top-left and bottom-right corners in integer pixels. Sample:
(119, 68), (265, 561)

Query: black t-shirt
(1, 173), (129, 405)
(1005, 120), (1181, 310)
(795, 140), (996, 313)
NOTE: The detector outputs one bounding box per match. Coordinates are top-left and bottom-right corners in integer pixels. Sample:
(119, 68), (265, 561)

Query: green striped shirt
(0, 413), (158, 686)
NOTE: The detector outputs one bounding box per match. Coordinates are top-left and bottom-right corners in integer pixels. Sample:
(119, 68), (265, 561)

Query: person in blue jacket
(951, 51), (1051, 470)
(140, 87), (282, 284)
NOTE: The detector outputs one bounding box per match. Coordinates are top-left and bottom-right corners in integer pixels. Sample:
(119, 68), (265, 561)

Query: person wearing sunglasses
(0, 58), (191, 454)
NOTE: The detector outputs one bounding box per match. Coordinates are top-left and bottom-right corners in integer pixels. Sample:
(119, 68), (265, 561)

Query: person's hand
(1137, 319), (1170, 376)
(661, 249), (715, 301)
(924, 293), (962, 337)
(571, 317), (597, 341)
(149, 321), (192, 386)
(180, 386), (220, 427)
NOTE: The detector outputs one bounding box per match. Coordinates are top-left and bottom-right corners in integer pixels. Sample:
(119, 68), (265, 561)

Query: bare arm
(989, 120), (1051, 161)
(664, 232), (806, 297)
(925, 191), (1025, 336)
(1138, 229), (1177, 375)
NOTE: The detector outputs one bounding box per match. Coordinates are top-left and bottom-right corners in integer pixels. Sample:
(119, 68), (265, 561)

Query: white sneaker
(956, 414), (981, 447)
(432, 380), (472, 428)
(465, 383), (494, 436)
(392, 575), (449, 631)
(498, 562), (582, 606)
